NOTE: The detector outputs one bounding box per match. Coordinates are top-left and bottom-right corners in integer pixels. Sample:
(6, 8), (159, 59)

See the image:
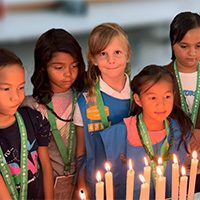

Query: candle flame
(192, 151), (197, 159)
(144, 157), (149, 166)
(139, 174), (146, 184)
(96, 171), (102, 182)
(158, 157), (163, 165)
(105, 162), (111, 172)
(181, 166), (186, 176)
(156, 166), (163, 176)
(79, 189), (86, 200)
(173, 154), (178, 164)
(128, 159), (133, 170)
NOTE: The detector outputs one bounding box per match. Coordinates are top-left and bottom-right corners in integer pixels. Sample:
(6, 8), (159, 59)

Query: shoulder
(163, 62), (174, 72)
(21, 96), (38, 109)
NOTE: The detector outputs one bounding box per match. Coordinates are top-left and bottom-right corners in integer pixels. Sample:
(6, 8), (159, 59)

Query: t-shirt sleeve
(20, 107), (51, 147)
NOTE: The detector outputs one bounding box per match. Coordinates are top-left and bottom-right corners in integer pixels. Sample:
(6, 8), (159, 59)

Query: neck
(101, 74), (126, 92)
(176, 61), (198, 73)
(0, 115), (16, 128)
(142, 115), (165, 131)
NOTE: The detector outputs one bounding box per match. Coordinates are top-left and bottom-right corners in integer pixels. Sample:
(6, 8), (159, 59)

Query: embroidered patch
(86, 105), (109, 120)
(88, 121), (111, 132)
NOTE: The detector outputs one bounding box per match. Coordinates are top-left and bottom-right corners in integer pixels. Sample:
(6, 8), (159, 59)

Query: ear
(133, 93), (142, 107)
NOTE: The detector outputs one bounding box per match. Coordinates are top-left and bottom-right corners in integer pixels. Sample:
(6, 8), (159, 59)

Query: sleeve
(73, 102), (83, 126)
(22, 107), (51, 147)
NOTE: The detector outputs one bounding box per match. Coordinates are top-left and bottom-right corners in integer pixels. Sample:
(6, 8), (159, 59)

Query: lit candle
(156, 157), (164, 181)
(143, 157), (151, 186)
(126, 159), (135, 200)
(188, 151), (199, 200)
(139, 174), (149, 200)
(96, 171), (104, 200)
(105, 162), (114, 200)
(179, 166), (188, 200)
(172, 154), (179, 200)
(79, 189), (86, 200)
(155, 167), (166, 200)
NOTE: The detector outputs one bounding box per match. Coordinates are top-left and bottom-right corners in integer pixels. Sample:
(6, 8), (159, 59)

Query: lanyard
(0, 111), (28, 200)
(173, 60), (200, 126)
(138, 113), (170, 186)
(95, 80), (132, 129)
(47, 88), (77, 173)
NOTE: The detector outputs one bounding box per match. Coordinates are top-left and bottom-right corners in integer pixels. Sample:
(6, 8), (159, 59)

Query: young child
(164, 11), (200, 192)
(99, 65), (192, 199)
(0, 48), (54, 199)
(73, 22), (132, 199)
(22, 28), (86, 199)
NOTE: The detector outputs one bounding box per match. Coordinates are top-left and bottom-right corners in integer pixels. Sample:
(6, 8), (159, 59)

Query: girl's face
(0, 64), (25, 119)
(134, 79), (174, 129)
(173, 27), (200, 72)
(47, 52), (79, 93)
(94, 36), (129, 81)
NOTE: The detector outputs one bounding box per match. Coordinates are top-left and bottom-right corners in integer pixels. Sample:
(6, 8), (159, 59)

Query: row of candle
(80, 151), (199, 200)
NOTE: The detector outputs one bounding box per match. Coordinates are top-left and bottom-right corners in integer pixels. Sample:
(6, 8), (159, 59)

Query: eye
(99, 51), (107, 57)
(165, 94), (172, 99)
(149, 96), (156, 100)
(196, 43), (200, 48)
(53, 65), (64, 70)
(0, 87), (9, 91)
(179, 44), (187, 49)
(19, 86), (25, 90)
(71, 62), (79, 69)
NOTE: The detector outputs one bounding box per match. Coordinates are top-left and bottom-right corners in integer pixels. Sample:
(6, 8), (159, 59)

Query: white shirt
(73, 74), (131, 126)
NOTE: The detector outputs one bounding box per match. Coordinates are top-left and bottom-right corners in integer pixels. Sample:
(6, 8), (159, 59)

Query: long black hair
(32, 28), (86, 105)
(170, 11), (200, 60)
(131, 65), (193, 150)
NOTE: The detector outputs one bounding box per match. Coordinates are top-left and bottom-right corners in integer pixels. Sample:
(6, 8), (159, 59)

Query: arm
(38, 146), (54, 200)
(73, 126), (89, 199)
(0, 174), (12, 200)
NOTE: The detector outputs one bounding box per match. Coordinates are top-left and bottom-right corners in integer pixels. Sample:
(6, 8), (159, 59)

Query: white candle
(188, 151), (199, 200)
(179, 166), (188, 200)
(155, 167), (166, 200)
(96, 171), (104, 200)
(157, 157), (164, 174)
(79, 189), (86, 200)
(126, 159), (135, 200)
(143, 157), (151, 186)
(139, 174), (149, 200)
(105, 162), (114, 200)
(172, 154), (179, 200)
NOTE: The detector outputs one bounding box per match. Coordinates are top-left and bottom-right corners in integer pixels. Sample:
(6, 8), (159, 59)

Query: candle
(79, 189), (86, 200)
(188, 151), (199, 200)
(105, 162), (114, 200)
(126, 159), (135, 200)
(139, 174), (149, 200)
(143, 157), (151, 186)
(172, 154), (179, 200)
(179, 166), (188, 200)
(155, 167), (166, 200)
(96, 171), (104, 200)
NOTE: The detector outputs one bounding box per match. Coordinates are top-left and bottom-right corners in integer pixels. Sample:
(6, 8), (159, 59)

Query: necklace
(137, 113), (171, 186)
(173, 60), (200, 126)
(0, 111), (28, 200)
(47, 87), (77, 173)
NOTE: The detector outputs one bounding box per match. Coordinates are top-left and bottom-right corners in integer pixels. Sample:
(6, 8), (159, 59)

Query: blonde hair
(86, 22), (131, 102)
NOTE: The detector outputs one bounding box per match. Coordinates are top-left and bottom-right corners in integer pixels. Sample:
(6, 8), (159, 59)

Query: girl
(100, 65), (192, 199)
(0, 48), (53, 199)
(164, 11), (200, 192)
(22, 28), (86, 199)
(73, 22), (132, 199)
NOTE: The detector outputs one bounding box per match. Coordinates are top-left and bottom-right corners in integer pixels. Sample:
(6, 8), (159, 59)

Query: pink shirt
(124, 116), (166, 146)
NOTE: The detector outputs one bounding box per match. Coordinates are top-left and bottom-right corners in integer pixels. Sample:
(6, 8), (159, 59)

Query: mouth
(154, 111), (167, 115)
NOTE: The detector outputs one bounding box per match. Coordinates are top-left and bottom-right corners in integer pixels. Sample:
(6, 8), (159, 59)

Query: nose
(188, 46), (196, 56)
(63, 66), (71, 77)
(107, 54), (115, 64)
(157, 97), (165, 106)
(10, 90), (20, 102)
